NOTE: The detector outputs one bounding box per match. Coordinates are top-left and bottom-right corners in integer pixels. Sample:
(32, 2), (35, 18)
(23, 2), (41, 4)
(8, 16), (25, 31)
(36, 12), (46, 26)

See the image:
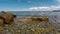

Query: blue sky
(0, 0), (60, 11)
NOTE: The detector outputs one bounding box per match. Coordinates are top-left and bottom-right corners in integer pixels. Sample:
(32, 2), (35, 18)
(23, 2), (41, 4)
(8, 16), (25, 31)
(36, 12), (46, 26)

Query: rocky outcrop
(20, 17), (32, 22)
(1, 11), (16, 24)
(32, 16), (49, 21)
(0, 11), (17, 27)
(20, 16), (49, 22)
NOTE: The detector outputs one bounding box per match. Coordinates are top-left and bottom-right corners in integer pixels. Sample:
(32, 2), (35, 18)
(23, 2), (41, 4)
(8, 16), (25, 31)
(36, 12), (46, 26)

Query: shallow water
(0, 11), (60, 34)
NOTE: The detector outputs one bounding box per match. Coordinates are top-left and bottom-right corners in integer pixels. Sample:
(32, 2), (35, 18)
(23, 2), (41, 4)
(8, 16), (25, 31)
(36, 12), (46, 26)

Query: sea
(9, 11), (60, 18)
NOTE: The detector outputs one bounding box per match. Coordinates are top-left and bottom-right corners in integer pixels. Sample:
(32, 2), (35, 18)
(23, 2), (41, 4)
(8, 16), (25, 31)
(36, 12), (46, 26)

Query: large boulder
(1, 11), (16, 24)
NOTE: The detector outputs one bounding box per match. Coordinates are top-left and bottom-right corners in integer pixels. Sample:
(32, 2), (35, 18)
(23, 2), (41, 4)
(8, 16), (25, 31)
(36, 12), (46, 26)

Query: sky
(0, 0), (60, 11)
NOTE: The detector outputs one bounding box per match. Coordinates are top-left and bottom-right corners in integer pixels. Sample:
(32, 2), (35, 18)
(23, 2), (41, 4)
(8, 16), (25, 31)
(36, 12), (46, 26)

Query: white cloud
(1, 6), (60, 11)
(56, 0), (60, 2)
(28, 6), (60, 11)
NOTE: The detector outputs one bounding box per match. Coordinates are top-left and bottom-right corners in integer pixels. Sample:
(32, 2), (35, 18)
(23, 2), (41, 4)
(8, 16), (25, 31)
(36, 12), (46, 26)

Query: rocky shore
(0, 11), (60, 34)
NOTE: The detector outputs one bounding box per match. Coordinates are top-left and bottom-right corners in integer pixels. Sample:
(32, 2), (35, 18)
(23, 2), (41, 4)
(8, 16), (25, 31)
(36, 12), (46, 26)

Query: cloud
(1, 6), (60, 11)
(27, 6), (60, 11)
(56, 0), (60, 2)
